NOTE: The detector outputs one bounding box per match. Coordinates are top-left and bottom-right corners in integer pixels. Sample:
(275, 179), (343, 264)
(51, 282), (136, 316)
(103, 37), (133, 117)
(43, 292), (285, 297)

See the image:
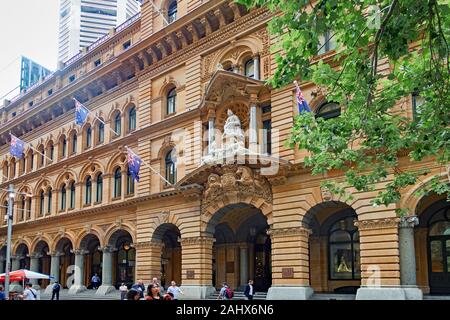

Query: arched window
(38, 146), (45, 168)
(98, 122), (105, 144)
(244, 58), (255, 78)
(114, 168), (122, 198)
(26, 198), (31, 219)
(11, 159), (16, 178)
(49, 143), (54, 161)
(329, 216), (360, 280)
(72, 133), (78, 154)
(114, 113), (121, 136)
(167, 88), (176, 115)
(316, 102), (341, 119)
(47, 188), (52, 214)
(85, 176), (92, 205)
(21, 157), (26, 175)
(60, 184), (66, 211)
(39, 190), (45, 216)
(30, 151), (34, 171)
(86, 127), (92, 148)
(62, 137), (67, 158)
(126, 167), (134, 195)
(128, 107), (136, 132)
(168, 0), (177, 23)
(96, 174), (103, 203)
(19, 196), (25, 221)
(165, 149), (176, 185)
(69, 182), (75, 209)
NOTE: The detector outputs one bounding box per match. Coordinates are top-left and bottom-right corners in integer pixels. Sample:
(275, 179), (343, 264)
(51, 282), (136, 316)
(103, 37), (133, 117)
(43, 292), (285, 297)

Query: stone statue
(201, 109), (247, 165)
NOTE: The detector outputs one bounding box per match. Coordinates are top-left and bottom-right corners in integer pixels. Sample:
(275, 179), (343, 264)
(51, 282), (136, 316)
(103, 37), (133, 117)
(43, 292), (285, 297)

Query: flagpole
(73, 98), (121, 136)
(9, 133), (53, 164)
(125, 146), (175, 187)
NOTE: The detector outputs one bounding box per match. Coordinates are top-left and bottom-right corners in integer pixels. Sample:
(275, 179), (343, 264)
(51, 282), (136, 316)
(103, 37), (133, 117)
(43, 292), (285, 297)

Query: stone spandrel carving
(202, 165), (272, 209)
(202, 109), (248, 165)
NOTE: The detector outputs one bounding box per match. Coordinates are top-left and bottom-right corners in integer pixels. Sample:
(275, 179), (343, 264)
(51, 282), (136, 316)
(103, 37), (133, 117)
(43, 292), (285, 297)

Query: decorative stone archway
(177, 163), (273, 299)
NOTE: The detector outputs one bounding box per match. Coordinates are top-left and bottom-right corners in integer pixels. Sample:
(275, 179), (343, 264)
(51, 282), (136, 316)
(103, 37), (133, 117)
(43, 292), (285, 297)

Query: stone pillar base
(356, 286), (423, 300)
(179, 285), (216, 300)
(96, 285), (116, 295)
(44, 284), (54, 294)
(68, 285), (87, 295)
(266, 286), (314, 300)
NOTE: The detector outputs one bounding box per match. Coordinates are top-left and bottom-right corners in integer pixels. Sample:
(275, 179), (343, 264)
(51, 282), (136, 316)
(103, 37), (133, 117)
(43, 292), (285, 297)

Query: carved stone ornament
(320, 186), (333, 201)
(202, 165), (272, 210)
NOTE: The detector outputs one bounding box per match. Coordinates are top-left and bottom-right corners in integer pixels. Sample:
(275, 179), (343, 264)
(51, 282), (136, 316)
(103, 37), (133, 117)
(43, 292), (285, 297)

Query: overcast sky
(0, 0), (59, 101)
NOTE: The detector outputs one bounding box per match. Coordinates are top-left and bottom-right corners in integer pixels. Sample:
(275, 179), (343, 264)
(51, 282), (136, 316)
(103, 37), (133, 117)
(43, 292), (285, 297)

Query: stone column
(267, 227), (314, 300)
(208, 117), (215, 154)
(45, 252), (62, 294)
(399, 216), (423, 299)
(355, 217), (422, 300)
(96, 246), (116, 295)
(180, 236), (215, 299)
(253, 54), (260, 80)
(248, 243), (255, 281)
(135, 241), (164, 289)
(68, 249), (88, 294)
(29, 253), (42, 289)
(239, 244), (249, 287)
(10, 255), (23, 292)
(249, 102), (258, 153)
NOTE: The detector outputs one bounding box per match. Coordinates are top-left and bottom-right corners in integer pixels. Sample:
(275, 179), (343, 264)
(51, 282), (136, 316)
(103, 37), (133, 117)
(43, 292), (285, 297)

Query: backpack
(225, 287), (233, 299)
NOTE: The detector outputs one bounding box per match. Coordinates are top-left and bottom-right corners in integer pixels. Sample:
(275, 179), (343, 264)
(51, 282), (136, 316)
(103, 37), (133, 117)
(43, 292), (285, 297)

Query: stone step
(423, 295), (450, 300)
(208, 291), (267, 300)
(310, 293), (356, 300)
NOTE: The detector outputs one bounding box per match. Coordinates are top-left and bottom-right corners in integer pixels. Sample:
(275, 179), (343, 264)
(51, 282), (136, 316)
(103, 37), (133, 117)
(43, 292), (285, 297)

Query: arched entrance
(15, 244), (30, 270)
(55, 237), (75, 288)
(416, 193), (450, 294)
(152, 223), (181, 288)
(33, 240), (51, 287)
(305, 202), (361, 294)
(78, 234), (101, 289)
(207, 203), (272, 292)
(108, 230), (135, 288)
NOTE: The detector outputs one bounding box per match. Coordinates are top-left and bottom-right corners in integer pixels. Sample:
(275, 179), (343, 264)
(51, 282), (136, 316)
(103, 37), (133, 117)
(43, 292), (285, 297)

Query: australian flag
(127, 148), (143, 182)
(294, 80), (311, 113)
(10, 134), (25, 159)
(74, 98), (89, 125)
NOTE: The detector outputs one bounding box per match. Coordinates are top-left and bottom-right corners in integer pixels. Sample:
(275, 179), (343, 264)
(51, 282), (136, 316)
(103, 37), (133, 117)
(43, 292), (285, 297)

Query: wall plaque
(282, 267), (294, 278)
(186, 270), (195, 279)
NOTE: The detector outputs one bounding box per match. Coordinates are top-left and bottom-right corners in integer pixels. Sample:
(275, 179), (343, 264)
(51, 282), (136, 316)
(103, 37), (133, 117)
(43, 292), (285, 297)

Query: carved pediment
(202, 165), (272, 210)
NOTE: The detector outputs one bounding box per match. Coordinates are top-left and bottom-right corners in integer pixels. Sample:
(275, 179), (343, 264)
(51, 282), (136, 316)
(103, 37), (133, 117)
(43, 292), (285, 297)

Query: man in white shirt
(244, 280), (254, 300)
(21, 283), (37, 300)
(166, 281), (184, 300)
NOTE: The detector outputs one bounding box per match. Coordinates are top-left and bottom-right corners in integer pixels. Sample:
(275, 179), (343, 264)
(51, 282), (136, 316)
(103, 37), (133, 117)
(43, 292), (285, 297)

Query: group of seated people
(124, 278), (183, 301)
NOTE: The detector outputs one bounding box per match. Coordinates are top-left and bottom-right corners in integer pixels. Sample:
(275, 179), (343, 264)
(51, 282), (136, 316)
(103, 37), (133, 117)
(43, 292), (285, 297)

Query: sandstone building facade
(0, 0), (448, 299)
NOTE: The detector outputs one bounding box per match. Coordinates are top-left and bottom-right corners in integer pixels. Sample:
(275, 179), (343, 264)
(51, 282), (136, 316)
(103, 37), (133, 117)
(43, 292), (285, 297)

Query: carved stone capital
(399, 215), (419, 229)
(71, 248), (89, 255)
(354, 217), (401, 230)
(267, 227), (312, 238)
(180, 236), (215, 247)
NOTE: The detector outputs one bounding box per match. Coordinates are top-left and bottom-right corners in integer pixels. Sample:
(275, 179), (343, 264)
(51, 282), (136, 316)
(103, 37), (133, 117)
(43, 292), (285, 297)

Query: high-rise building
(58, 0), (140, 63)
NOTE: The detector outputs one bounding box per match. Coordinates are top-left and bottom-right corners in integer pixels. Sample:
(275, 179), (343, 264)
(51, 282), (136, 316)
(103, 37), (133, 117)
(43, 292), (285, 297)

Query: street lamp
(4, 184), (15, 299)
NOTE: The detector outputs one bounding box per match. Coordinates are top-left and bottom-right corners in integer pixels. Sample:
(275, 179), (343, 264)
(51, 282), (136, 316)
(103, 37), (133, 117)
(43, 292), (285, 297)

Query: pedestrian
(0, 286), (5, 300)
(91, 273), (100, 289)
(167, 280), (183, 300)
(51, 281), (61, 300)
(147, 277), (163, 298)
(126, 288), (141, 300)
(163, 292), (174, 300)
(244, 279), (254, 300)
(19, 283), (37, 300)
(131, 279), (145, 299)
(218, 282), (231, 300)
(119, 282), (128, 300)
(145, 287), (162, 301)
